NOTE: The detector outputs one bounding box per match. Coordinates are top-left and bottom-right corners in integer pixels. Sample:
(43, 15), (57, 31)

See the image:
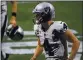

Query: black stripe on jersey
(1, 15), (7, 41)
(43, 38), (54, 56)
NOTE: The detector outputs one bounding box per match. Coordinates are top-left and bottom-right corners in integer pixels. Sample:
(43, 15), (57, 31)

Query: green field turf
(5, 1), (82, 60)
(8, 54), (45, 60)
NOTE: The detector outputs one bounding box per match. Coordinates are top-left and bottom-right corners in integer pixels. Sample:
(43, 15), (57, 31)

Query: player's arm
(31, 38), (43, 60)
(10, 1), (17, 27)
(65, 29), (80, 60)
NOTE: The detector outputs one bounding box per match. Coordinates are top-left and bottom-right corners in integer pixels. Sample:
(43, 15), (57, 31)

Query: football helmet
(32, 2), (55, 24)
(6, 24), (24, 41)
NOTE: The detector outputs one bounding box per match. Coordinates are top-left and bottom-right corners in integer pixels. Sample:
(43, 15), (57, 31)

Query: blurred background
(2, 1), (82, 60)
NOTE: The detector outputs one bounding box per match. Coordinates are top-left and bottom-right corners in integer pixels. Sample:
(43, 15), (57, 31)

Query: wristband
(12, 12), (16, 17)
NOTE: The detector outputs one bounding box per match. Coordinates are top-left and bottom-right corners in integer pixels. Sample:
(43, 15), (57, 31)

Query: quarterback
(31, 2), (80, 60)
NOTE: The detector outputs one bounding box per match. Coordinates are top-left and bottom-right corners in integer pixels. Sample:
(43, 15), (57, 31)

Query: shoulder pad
(53, 21), (68, 33)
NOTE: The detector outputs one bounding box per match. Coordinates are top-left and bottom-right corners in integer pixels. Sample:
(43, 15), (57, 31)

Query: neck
(41, 20), (53, 32)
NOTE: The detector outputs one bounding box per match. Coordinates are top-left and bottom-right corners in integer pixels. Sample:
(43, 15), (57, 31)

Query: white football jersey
(34, 21), (68, 59)
(1, 1), (7, 27)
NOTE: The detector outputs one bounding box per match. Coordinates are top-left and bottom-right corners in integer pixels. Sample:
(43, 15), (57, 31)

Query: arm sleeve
(60, 21), (68, 33)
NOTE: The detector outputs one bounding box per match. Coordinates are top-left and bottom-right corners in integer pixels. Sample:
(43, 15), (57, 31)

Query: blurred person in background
(1, 1), (17, 60)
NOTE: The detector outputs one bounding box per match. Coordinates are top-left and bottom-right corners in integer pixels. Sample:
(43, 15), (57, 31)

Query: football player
(31, 2), (80, 60)
(1, 1), (17, 60)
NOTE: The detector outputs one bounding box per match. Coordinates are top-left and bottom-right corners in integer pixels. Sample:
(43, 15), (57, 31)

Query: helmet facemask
(33, 7), (51, 24)
(33, 12), (43, 24)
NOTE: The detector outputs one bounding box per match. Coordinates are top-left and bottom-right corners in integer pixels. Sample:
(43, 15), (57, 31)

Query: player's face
(33, 13), (42, 24)
(36, 13), (41, 21)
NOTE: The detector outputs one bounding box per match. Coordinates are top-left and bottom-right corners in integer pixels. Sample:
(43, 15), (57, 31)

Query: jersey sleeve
(60, 21), (68, 33)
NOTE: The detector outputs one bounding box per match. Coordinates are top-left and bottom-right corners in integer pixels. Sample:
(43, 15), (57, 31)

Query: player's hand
(10, 16), (17, 27)
(30, 56), (36, 60)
